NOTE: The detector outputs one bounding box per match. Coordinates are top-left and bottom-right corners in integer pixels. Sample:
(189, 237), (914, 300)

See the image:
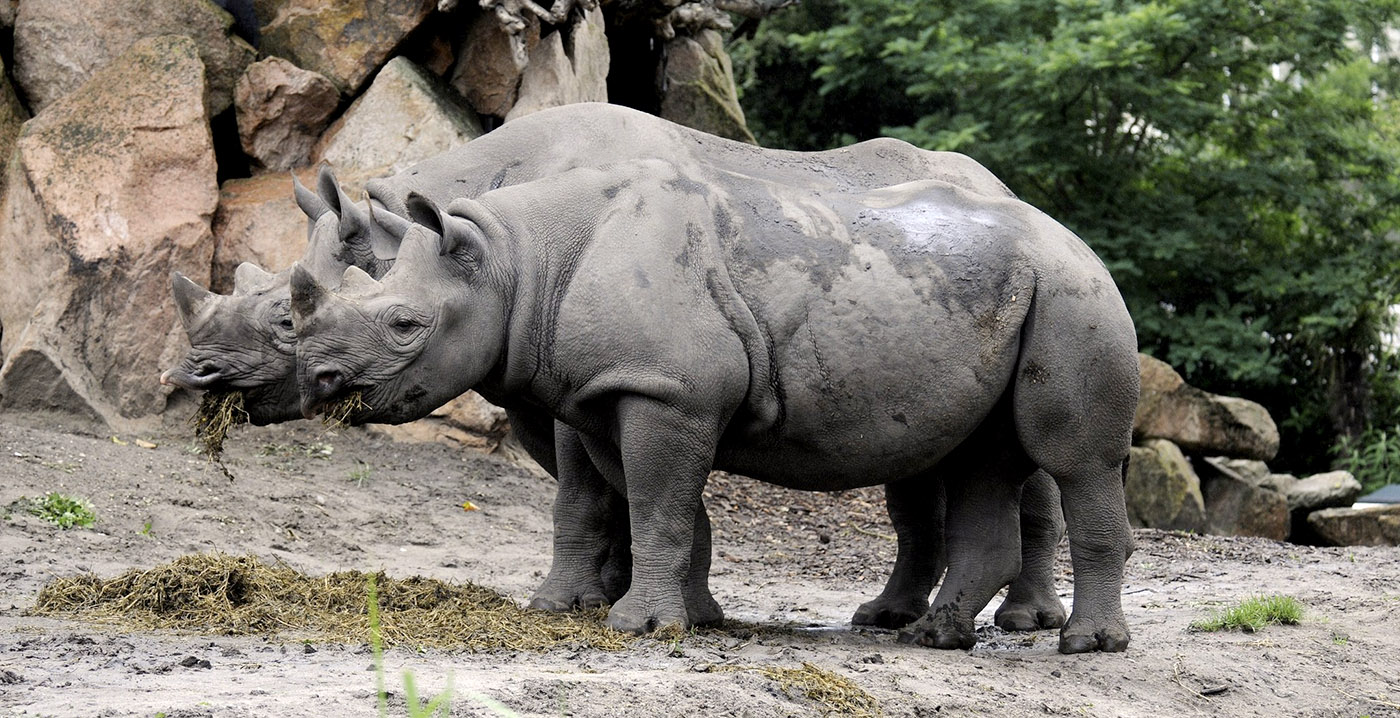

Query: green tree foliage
(734, 0), (1400, 471)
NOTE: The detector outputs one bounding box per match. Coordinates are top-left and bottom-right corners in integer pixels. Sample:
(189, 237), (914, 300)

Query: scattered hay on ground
(321, 391), (371, 429)
(190, 391), (248, 476)
(31, 553), (631, 652)
(720, 662), (881, 717)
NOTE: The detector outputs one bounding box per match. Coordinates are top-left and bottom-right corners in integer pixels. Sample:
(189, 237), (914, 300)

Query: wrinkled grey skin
(165, 103), (1066, 633)
(290, 157), (1138, 653)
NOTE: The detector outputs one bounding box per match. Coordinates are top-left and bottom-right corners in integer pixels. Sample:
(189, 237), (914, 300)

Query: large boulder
(234, 57), (340, 172)
(0, 36), (218, 429)
(210, 167), (378, 292)
(1135, 354), (1280, 460)
(450, 9), (539, 118)
(1286, 470), (1363, 513)
(1307, 505), (1400, 546)
(0, 57), (29, 197)
(1200, 472), (1291, 540)
(1125, 439), (1207, 532)
(257, 0), (436, 96)
(312, 57), (482, 175)
(658, 29), (756, 144)
(11, 0), (255, 115)
(504, 5), (609, 122)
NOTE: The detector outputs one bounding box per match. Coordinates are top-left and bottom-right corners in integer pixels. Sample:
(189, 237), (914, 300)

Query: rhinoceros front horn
(289, 263), (329, 324)
(171, 271), (215, 330)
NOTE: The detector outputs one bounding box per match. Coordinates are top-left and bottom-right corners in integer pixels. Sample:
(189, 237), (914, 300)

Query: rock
(0, 57), (29, 198)
(1125, 440), (1207, 532)
(1200, 472), (1290, 540)
(450, 10), (539, 117)
(235, 57), (340, 172)
(211, 168), (377, 292)
(0, 36), (218, 429)
(368, 392), (509, 450)
(0, 0), (16, 31)
(1286, 471), (1362, 512)
(313, 57), (482, 175)
(1260, 473), (1298, 495)
(658, 29), (756, 144)
(1200, 457), (1271, 485)
(504, 5), (609, 121)
(258, 0), (436, 95)
(11, 0), (255, 115)
(1307, 505), (1400, 546)
(1134, 354), (1280, 461)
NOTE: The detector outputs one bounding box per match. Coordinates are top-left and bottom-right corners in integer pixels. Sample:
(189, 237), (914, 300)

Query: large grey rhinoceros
(289, 155), (1140, 653)
(162, 103), (1070, 637)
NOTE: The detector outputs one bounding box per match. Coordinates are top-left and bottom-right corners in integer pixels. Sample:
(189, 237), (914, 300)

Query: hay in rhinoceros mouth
(191, 391), (248, 468)
(30, 553), (632, 652)
(320, 391), (371, 429)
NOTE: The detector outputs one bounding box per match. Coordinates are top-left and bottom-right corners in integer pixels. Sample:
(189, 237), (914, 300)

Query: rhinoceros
(162, 102), (1067, 636)
(289, 154), (1139, 653)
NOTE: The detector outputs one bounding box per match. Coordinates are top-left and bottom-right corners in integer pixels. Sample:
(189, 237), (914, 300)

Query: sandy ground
(1, 411), (1398, 718)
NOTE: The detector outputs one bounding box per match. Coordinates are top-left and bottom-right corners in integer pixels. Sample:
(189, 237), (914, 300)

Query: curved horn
(292, 171), (329, 220)
(340, 265), (381, 295)
(171, 271), (216, 329)
(289, 263), (329, 325)
(231, 262), (278, 296)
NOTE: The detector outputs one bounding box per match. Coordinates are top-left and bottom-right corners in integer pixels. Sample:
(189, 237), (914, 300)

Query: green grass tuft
(1191, 595), (1303, 633)
(11, 492), (98, 529)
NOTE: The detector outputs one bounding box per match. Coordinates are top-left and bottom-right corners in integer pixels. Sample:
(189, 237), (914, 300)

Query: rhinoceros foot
(686, 591), (724, 628)
(604, 591), (689, 635)
(851, 594), (927, 630)
(895, 606), (976, 650)
(994, 595), (1067, 632)
(527, 584), (610, 613)
(1058, 614), (1130, 654)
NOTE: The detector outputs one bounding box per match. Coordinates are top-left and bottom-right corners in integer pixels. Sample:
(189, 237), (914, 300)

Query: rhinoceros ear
(405, 192), (442, 233)
(292, 171), (329, 220)
(406, 192), (485, 265)
(289, 263), (329, 323)
(171, 271), (215, 330)
(231, 262), (277, 296)
(340, 265), (381, 296)
(367, 197), (413, 242)
(334, 183), (369, 243)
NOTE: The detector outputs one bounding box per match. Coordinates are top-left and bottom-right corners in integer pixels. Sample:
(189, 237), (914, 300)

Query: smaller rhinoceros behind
(291, 155), (1139, 654)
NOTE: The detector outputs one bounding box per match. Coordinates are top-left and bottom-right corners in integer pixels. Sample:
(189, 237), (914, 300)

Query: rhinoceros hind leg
(852, 476), (945, 629)
(994, 469), (1067, 631)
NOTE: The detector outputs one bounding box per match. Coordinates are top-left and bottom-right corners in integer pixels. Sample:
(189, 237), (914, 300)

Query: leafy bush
(1334, 426), (1400, 495)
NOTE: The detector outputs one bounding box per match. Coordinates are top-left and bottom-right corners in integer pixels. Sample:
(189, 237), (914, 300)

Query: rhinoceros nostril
(315, 369), (342, 391)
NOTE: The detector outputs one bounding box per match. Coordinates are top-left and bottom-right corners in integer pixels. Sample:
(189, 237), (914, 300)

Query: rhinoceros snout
(299, 366), (345, 419)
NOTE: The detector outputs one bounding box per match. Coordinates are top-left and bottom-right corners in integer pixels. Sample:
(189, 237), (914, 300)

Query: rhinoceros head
(291, 193), (509, 425)
(161, 165), (410, 425)
(161, 264), (302, 424)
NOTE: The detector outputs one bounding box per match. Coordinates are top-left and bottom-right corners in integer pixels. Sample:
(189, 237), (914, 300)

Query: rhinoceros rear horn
(232, 262), (278, 296)
(292, 171), (329, 220)
(171, 271), (215, 330)
(340, 265), (381, 296)
(289, 263), (329, 321)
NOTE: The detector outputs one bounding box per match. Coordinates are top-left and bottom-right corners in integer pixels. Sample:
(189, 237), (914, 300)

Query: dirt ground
(1, 411), (1398, 718)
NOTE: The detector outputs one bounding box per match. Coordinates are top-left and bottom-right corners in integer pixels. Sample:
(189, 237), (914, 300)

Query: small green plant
(139, 520), (153, 537)
(349, 463), (373, 487)
(368, 574), (453, 718)
(1191, 595), (1303, 633)
(17, 493), (97, 529)
(1333, 425), (1400, 494)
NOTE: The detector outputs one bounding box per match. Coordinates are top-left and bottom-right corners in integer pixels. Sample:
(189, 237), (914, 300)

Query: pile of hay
(723, 662), (882, 717)
(191, 391), (248, 467)
(32, 553), (631, 651)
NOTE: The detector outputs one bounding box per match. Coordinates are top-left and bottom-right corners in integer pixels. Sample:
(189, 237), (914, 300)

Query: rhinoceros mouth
(160, 365), (225, 391)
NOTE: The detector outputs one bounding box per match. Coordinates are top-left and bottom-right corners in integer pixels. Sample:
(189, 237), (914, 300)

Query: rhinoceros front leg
(994, 469), (1067, 632)
(529, 422), (629, 611)
(603, 396), (719, 634)
(851, 476), (946, 629)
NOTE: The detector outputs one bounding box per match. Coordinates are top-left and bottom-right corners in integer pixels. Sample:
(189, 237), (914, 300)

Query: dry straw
(720, 662), (882, 717)
(321, 391), (371, 429)
(191, 391), (248, 462)
(32, 553), (631, 652)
